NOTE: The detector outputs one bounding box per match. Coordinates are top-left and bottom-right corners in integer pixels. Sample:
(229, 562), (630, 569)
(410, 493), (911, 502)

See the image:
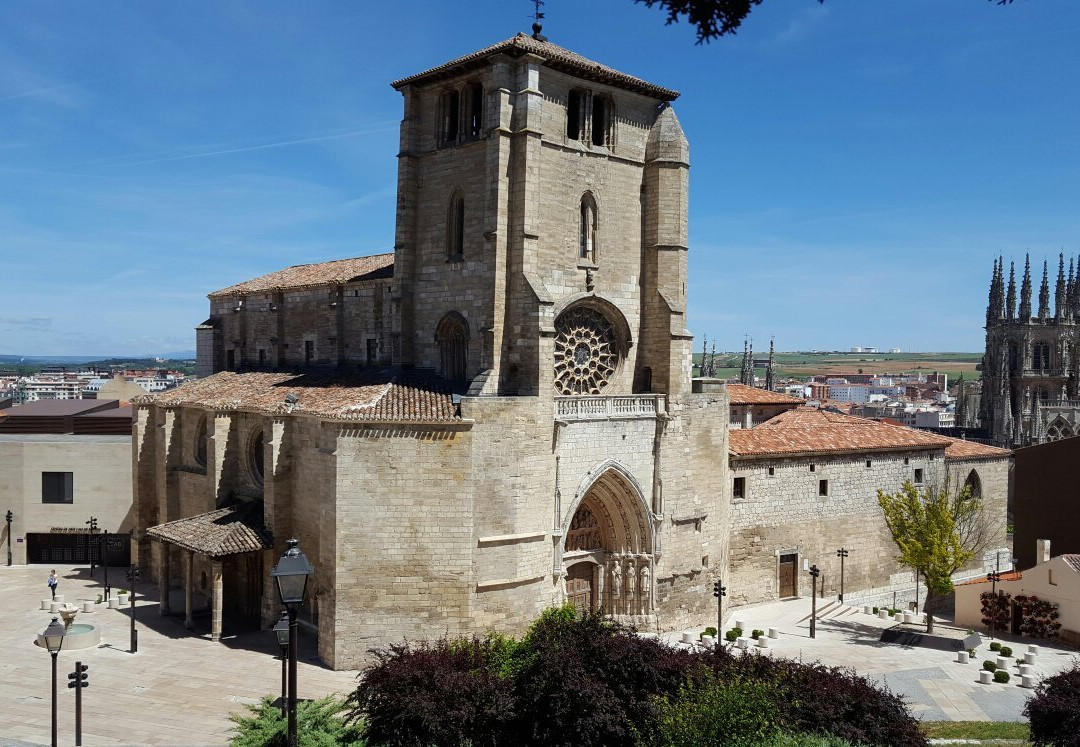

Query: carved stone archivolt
(566, 507), (603, 552)
(553, 305), (619, 395)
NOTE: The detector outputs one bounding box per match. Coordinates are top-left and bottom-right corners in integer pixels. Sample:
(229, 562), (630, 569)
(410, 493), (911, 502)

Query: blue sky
(2, 0), (1079, 356)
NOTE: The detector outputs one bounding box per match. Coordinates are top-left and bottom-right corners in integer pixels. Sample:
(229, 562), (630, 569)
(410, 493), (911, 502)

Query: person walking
(47, 569), (58, 600)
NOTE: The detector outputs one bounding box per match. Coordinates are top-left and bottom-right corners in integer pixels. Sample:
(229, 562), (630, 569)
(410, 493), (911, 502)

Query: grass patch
(920, 721), (1029, 740)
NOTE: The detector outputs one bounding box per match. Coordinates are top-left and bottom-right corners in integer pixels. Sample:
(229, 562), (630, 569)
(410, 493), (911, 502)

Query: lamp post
(41, 616), (66, 747)
(712, 578), (726, 636)
(987, 570), (1002, 639)
(271, 539), (314, 747)
(126, 564), (140, 653)
(102, 529), (110, 601)
(85, 517), (97, 576)
(808, 564), (821, 639)
(835, 547), (848, 603)
(5, 510), (12, 566)
(273, 611), (290, 719)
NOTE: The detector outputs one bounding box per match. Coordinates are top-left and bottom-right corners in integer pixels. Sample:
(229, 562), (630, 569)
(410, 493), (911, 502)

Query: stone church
(133, 30), (1009, 669)
(134, 30), (729, 669)
(978, 254), (1080, 446)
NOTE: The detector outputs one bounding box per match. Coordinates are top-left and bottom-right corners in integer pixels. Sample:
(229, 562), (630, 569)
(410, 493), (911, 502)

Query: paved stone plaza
(668, 597), (1080, 722)
(0, 564), (358, 746)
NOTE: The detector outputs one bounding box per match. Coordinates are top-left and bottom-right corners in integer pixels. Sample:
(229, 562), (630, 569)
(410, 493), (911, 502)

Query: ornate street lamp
(85, 517), (97, 576)
(712, 578), (726, 637)
(273, 611), (290, 719)
(127, 564), (140, 653)
(808, 564), (821, 639)
(5, 510), (12, 566)
(836, 548), (849, 603)
(41, 616), (66, 747)
(987, 570), (1002, 639)
(271, 539), (314, 747)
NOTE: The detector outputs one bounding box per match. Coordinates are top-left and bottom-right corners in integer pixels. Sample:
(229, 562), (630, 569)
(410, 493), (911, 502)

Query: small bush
(994, 670), (1011, 683)
(752, 629), (765, 640)
(653, 675), (782, 747)
(983, 661), (997, 672)
(725, 627), (743, 642)
(989, 641), (1002, 652)
(967, 648), (976, 659)
(872, 607), (879, 614)
(701, 626), (717, 639)
(230, 695), (362, 747)
(999, 646), (1012, 658)
(1025, 665), (1080, 747)
(761, 735), (861, 747)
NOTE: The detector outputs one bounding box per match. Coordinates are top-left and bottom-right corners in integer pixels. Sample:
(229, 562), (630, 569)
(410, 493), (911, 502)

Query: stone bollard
(1024, 652), (1037, 665)
(768, 627), (779, 639)
(903, 612), (915, 624)
(681, 632), (696, 645)
(737, 637), (749, 649)
(735, 619), (748, 632)
(894, 613), (904, 623)
(1018, 664), (1033, 677)
(956, 651), (968, 664)
(877, 609), (888, 619)
(979, 670), (993, 685)
(701, 635), (716, 648)
(863, 605), (872, 615)
(41, 599), (51, 611)
(756, 636), (769, 648)
(1028, 644), (1040, 655)
(53, 595), (64, 604)
(81, 600), (94, 613)
(49, 601), (60, 613)
(107, 597), (119, 610)
(996, 656), (1010, 670)
(1021, 674), (1036, 688)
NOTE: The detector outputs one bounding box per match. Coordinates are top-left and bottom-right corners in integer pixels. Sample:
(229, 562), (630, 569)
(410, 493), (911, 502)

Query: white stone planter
(956, 651), (968, 664)
(681, 632), (695, 645)
(81, 601), (94, 613)
(117, 594), (129, 607)
(863, 605), (872, 615)
(979, 670), (993, 685)
(756, 636), (769, 648)
(107, 598), (119, 610)
(903, 612), (915, 624)
(877, 609), (888, 619)
(1021, 674), (1036, 688)
(768, 627), (779, 639)
(1024, 652), (1037, 665)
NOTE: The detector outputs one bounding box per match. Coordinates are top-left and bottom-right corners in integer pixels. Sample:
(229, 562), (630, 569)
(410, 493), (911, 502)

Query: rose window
(554, 306), (619, 395)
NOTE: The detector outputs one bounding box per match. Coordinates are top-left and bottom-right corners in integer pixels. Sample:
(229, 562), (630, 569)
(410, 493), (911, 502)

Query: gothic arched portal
(562, 467), (654, 619)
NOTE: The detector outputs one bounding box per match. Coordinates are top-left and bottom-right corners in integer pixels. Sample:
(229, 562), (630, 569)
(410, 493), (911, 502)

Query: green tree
(637, 0), (1015, 44)
(877, 481), (975, 633)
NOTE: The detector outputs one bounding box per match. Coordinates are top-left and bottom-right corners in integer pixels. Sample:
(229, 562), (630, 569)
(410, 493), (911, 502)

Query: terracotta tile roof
(208, 253), (393, 298)
(941, 438), (1011, 461)
(146, 502), (272, 557)
(726, 383), (804, 405)
(392, 33), (679, 100)
(955, 570), (1022, 586)
(136, 369), (461, 423)
(729, 407), (951, 459)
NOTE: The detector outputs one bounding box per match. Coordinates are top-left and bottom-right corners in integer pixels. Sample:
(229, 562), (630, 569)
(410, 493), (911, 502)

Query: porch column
(184, 550), (194, 630)
(158, 542), (171, 615)
(210, 559), (223, 642)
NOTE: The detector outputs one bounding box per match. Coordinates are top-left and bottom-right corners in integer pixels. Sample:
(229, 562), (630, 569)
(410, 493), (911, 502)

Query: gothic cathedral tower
(389, 29), (692, 398)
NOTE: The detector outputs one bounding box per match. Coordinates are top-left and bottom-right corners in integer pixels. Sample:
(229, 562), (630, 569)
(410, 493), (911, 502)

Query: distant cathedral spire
(1069, 257), (1078, 319)
(1019, 254), (1033, 320)
(1056, 252), (1067, 320)
(1006, 261), (1016, 321)
(740, 338), (754, 385)
(765, 337), (775, 392)
(987, 258), (1002, 325)
(1039, 259), (1051, 319)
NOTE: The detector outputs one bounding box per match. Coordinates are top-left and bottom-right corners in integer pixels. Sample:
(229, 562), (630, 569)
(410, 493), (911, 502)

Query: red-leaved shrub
(1025, 665), (1080, 747)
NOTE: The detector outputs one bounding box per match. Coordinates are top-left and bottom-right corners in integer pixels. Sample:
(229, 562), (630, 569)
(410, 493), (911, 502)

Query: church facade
(134, 32), (728, 669)
(979, 254), (1080, 446)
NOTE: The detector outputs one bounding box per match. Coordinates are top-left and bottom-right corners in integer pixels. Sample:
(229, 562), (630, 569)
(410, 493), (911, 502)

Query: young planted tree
(877, 482), (975, 633)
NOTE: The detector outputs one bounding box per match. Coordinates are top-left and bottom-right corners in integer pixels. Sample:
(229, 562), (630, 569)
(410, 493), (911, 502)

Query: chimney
(1036, 538), (1051, 565)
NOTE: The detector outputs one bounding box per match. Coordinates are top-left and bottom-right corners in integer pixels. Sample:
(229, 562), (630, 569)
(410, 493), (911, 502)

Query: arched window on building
(194, 415), (208, 468)
(579, 193), (597, 264)
(567, 89), (583, 141)
(962, 469), (982, 502)
(1033, 342), (1052, 371)
(447, 193), (465, 261)
(249, 430), (265, 487)
(439, 89), (460, 146)
(466, 82), (484, 139)
(436, 312), (469, 384)
(1047, 417), (1073, 441)
(591, 95), (612, 147)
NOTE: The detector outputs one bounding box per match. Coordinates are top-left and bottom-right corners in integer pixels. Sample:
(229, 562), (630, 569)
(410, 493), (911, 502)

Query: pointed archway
(561, 467), (654, 620)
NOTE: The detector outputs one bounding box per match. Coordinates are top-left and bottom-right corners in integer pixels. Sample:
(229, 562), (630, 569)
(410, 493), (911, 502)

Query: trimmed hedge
(1025, 665), (1080, 747)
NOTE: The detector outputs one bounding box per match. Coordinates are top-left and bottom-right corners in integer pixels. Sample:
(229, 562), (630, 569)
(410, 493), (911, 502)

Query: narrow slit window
(567, 89), (582, 141)
(818, 479), (829, 497)
(448, 194), (465, 260)
(579, 194), (597, 263)
(440, 89), (460, 145)
(733, 477), (745, 499)
(467, 82), (483, 139)
(591, 95), (609, 146)
(914, 468), (924, 484)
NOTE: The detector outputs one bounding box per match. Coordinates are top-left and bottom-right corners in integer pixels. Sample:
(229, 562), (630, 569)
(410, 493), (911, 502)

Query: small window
(366, 338), (377, 365)
(439, 89), (460, 145)
(702, 555), (709, 568)
(305, 341), (314, 365)
(226, 349), (236, 370)
(818, 479), (829, 497)
(591, 95), (609, 146)
(809, 463), (815, 473)
(733, 477), (745, 499)
(914, 468), (924, 484)
(904, 457), (910, 466)
(194, 416), (208, 468)
(258, 349), (266, 367)
(249, 431), (265, 486)
(1049, 569), (1056, 586)
(447, 194), (465, 260)
(466, 82), (483, 139)
(567, 89), (583, 140)
(866, 460), (872, 468)
(767, 467), (775, 477)
(42, 472), (73, 504)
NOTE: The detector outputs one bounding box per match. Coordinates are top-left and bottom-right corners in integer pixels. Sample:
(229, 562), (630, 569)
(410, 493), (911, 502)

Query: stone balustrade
(555, 395), (665, 421)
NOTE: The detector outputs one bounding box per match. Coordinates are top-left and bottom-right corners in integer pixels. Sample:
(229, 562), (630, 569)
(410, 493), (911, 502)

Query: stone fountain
(35, 605), (102, 651)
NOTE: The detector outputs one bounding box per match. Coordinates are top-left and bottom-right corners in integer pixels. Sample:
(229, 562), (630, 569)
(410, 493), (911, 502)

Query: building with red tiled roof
(726, 382), (804, 429)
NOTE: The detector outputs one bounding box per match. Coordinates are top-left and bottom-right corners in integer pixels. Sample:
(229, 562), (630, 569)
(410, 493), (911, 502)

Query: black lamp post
(808, 564), (821, 639)
(41, 616), (66, 747)
(271, 539), (314, 747)
(5, 510), (12, 566)
(712, 578), (726, 637)
(836, 548), (848, 603)
(273, 611), (290, 719)
(987, 570), (1002, 639)
(102, 529), (110, 601)
(85, 517), (97, 576)
(126, 564), (140, 653)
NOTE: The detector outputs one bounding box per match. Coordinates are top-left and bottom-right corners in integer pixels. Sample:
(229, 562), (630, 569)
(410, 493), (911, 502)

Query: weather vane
(531, 0), (547, 41)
